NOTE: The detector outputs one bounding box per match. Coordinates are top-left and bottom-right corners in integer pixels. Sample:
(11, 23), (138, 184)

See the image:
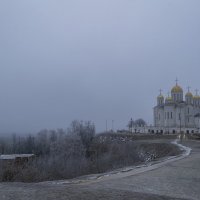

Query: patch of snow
(171, 139), (191, 157)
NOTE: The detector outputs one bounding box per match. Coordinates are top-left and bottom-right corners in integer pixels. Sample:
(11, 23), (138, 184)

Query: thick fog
(0, 0), (200, 133)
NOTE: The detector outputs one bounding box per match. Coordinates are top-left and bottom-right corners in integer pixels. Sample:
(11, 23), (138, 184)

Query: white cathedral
(152, 81), (200, 134)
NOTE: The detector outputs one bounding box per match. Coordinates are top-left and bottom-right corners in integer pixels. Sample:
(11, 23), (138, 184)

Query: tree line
(0, 119), (180, 182)
(0, 121), (95, 156)
(0, 120), (95, 181)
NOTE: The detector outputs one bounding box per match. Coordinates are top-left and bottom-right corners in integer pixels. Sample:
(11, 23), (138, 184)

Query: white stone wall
(154, 106), (164, 127)
(185, 105), (195, 128)
(164, 105), (175, 128)
(194, 117), (200, 130)
(132, 126), (199, 134)
(175, 105), (186, 128)
(154, 103), (199, 130)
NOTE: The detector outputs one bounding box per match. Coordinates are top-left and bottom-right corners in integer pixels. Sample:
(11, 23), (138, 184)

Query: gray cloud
(0, 0), (200, 133)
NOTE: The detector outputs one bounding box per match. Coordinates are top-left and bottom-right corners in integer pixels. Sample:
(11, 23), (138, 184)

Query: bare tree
(68, 120), (95, 154)
(134, 118), (147, 127)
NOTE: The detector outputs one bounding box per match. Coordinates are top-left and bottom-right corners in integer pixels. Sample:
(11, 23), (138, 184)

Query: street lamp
(179, 106), (182, 134)
(112, 120), (114, 132)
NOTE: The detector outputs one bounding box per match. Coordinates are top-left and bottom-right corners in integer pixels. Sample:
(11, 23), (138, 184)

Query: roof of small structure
(0, 154), (34, 160)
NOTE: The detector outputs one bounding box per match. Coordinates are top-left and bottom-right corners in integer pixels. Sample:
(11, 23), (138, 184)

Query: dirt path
(0, 140), (199, 200)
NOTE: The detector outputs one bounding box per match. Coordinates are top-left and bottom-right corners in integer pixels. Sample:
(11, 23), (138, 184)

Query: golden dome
(171, 85), (183, 93)
(157, 94), (164, 99)
(165, 96), (173, 104)
(193, 95), (200, 99)
(186, 92), (193, 97)
(166, 96), (172, 101)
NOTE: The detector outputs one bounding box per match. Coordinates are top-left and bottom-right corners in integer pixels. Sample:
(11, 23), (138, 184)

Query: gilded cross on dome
(175, 78), (178, 86)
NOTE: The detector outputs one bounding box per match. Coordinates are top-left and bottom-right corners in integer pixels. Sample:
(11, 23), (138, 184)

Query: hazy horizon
(1, 0), (200, 134)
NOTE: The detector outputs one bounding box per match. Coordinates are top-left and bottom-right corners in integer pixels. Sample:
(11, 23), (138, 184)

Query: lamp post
(179, 106), (182, 134)
(112, 120), (114, 132)
(130, 118), (133, 133)
(197, 115), (200, 134)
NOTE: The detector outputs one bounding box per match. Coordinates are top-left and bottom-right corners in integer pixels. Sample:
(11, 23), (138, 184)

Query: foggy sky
(0, 0), (200, 134)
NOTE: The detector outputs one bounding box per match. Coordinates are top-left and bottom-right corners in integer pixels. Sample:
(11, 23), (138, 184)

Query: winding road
(0, 140), (200, 200)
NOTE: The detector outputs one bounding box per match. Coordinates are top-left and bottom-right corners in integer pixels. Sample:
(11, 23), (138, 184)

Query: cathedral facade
(153, 81), (200, 134)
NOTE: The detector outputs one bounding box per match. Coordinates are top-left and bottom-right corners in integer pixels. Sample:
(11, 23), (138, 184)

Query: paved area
(0, 140), (200, 200)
